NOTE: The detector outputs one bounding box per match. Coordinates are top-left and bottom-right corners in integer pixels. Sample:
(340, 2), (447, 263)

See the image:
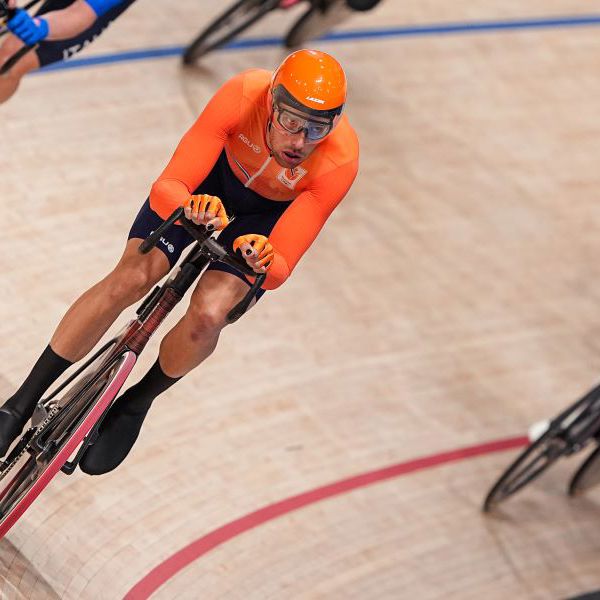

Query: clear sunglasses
(272, 106), (333, 141)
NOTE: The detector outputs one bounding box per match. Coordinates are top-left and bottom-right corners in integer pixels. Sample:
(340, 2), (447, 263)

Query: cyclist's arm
(261, 160), (359, 290)
(31, 0), (123, 41)
(150, 75), (244, 220)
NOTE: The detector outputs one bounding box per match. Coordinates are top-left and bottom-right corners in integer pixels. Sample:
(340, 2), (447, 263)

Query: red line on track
(124, 435), (528, 599)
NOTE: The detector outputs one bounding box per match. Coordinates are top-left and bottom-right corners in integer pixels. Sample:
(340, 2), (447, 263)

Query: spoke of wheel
(496, 439), (565, 499)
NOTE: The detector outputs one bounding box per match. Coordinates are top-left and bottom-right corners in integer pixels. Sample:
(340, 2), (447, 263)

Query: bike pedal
(60, 461), (77, 476)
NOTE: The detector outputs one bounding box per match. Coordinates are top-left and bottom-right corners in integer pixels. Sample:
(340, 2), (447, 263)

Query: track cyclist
(0, 49), (359, 475)
(0, 0), (136, 103)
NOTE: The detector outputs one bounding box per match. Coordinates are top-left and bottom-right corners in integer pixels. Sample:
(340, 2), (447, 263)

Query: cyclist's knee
(185, 301), (228, 341)
(104, 242), (169, 304)
(105, 263), (160, 306)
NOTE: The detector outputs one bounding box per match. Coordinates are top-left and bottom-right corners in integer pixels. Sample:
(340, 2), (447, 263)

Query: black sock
(116, 359), (181, 415)
(4, 345), (72, 418)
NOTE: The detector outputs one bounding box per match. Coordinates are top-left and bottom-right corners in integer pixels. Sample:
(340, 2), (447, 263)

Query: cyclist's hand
(183, 194), (229, 230)
(233, 234), (274, 273)
(7, 10), (49, 45)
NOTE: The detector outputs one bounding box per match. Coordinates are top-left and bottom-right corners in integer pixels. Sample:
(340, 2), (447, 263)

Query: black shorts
(128, 151), (293, 297)
(34, 0), (137, 67)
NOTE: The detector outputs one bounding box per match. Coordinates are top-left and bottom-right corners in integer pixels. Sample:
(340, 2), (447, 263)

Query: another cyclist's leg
(284, 0), (354, 48)
(345, 0), (382, 10)
(31, 0), (136, 67)
(79, 270), (253, 475)
(0, 236), (169, 456)
(0, 0), (136, 104)
(0, 0), (79, 104)
(0, 34), (41, 104)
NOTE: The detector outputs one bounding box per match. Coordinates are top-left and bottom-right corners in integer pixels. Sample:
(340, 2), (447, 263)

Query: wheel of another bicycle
(182, 0), (279, 65)
(482, 427), (568, 512)
(0, 350), (136, 539)
(568, 444), (600, 496)
(483, 384), (600, 511)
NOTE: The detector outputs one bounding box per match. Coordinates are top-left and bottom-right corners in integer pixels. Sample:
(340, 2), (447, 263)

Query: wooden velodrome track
(2, 0), (600, 597)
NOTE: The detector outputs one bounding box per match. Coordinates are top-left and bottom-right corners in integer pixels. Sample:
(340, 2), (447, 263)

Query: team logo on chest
(277, 166), (307, 190)
(238, 133), (261, 154)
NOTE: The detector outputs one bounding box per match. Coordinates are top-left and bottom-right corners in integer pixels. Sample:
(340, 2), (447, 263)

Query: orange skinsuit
(150, 69), (359, 290)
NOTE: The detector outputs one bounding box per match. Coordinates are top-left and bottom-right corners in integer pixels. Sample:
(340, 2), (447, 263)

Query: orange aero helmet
(270, 49), (347, 125)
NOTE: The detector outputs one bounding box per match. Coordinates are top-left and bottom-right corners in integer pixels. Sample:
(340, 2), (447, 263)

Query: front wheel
(0, 351), (136, 539)
(482, 429), (568, 512)
(182, 0), (280, 65)
(483, 383), (600, 512)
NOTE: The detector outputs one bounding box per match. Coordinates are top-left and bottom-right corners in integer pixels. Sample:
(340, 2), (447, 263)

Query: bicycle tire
(569, 443), (600, 496)
(483, 383), (600, 512)
(0, 350), (136, 539)
(182, 0), (279, 65)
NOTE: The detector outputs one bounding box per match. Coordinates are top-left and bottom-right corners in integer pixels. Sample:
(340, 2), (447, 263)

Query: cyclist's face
(268, 103), (329, 168)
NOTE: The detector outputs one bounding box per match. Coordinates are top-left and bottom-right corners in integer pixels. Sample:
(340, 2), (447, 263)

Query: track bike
(0, 208), (265, 539)
(182, 0), (350, 65)
(483, 383), (600, 512)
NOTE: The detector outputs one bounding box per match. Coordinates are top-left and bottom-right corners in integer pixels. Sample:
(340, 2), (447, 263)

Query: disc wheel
(182, 0), (279, 65)
(483, 384), (600, 512)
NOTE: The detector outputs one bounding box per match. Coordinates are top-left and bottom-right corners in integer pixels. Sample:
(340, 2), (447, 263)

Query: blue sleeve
(83, 0), (124, 17)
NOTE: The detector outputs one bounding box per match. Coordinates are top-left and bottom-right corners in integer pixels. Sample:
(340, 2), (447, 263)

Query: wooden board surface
(2, 0), (600, 598)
